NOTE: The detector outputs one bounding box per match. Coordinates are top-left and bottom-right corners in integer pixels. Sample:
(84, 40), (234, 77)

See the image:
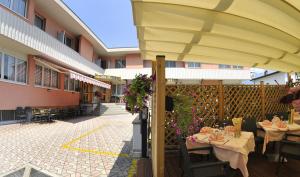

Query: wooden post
(260, 81), (266, 121)
(153, 56), (165, 177)
(218, 80), (224, 120)
(151, 61), (157, 172)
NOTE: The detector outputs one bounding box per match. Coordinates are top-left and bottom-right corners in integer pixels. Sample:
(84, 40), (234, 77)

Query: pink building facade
(0, 0), (250, 123)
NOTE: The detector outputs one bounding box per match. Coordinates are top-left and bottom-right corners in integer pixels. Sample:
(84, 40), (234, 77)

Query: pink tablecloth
(187, 132), (255, 177)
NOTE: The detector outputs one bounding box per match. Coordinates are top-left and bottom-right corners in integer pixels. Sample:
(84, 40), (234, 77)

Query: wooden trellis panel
(165, 85), (220, 148)
(265, 85), (289, 116)
(164, 84), (289, 148)
(223, 85), (262, 120)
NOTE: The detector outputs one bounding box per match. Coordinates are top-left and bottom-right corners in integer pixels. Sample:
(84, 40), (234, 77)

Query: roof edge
(57, 0), (139, 54)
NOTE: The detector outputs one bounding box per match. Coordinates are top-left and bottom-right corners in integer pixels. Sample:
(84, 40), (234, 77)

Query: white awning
(132, 0), (300, 72)
(69, 71), (111, 89)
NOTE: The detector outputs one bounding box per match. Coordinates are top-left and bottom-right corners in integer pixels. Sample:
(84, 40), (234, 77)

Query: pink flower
(176, 128), (181, 135)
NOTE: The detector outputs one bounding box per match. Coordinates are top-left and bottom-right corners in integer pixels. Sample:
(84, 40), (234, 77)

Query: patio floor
(0, 114), (136, 177)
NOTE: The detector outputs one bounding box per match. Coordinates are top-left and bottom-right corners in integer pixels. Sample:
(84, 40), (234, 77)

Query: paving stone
(0, 114), (136, 177)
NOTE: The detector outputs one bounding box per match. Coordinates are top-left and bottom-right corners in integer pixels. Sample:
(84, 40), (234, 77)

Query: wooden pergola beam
(152, 56), (165, 177)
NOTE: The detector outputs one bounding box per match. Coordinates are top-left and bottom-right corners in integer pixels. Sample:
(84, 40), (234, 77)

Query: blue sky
(63, 0), (138, 48)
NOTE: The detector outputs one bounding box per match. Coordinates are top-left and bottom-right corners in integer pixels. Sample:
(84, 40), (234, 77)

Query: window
(51, 70), (58, 88)
(115, 59), (126, 68)
(1, 53), (27, 83)
(166, 61), (176, 68)
(34, 15), (45, 31)
(232, 65), (244, 70)
(35, 65), (42, 86)
(187, 62), (201, 68)
(12, 0), (26, 16)
(219, 64), (231, 69)
(64, 35), (73, 48)
(4, 54), (15, 81)
(0, 0), (10, 8)
(101, 60), (107, 69)
(0, 0), (27, 17)
(43, 68), (51, 87)
(69, 78), (75, 91)
(64, 74), (79, 92)
(112, 84), (125, 96)
(16, 58), (26, 83)
(35, 64), (59, 88)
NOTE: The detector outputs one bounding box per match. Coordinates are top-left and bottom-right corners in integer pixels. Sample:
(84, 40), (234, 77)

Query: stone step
(99, 103), (129, 115)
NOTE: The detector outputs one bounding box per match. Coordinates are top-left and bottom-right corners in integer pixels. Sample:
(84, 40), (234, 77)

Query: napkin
(272, 116), (281, 124)
(208, 133), (224, 142)
(276, 121), (287, 129)
(200, 127), (213, 134)
(262, 120), (272, 126)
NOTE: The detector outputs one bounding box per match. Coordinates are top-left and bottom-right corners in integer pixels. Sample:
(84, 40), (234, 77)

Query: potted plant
(124, 74), (155, 114)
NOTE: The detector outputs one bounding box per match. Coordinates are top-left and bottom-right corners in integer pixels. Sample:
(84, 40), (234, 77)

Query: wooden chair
(242, 117), (264, 153)
(178, 138), (230, 177)
(276, 133), (300, 175)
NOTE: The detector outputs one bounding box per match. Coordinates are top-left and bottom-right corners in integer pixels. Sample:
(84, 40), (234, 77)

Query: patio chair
(276, 133), (300, 175)
(265, 113), (275, 121)
(177, 136), (213, 165)
(178, 137), (230, 177)
(15, 107), (26, 122)
(266, 112), (288, 121)
(38, 109), (49, 122)
(242, 117), (264, 153)
(48, 108), (58, 122)
(219, 119), (233, 128)
(32, 108), (41, 122)
(276, 112), (289, 121)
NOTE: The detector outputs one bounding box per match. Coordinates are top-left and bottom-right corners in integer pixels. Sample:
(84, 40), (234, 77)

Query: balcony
(104, 68), (251, 80)
(0, 7), (104, 75)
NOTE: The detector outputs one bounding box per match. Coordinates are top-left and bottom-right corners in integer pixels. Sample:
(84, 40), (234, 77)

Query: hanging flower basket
(124, 74), (155, 114)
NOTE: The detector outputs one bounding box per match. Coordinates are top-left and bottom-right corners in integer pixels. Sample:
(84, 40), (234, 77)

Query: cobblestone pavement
(0, 114), (136, 177)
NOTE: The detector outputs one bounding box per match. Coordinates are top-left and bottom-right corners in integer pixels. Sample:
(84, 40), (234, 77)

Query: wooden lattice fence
(165, 83), (289, 148)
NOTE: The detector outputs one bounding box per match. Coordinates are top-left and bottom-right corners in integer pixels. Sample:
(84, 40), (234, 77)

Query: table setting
(186, 118), (255, 177)
(258, 113), (300, 153)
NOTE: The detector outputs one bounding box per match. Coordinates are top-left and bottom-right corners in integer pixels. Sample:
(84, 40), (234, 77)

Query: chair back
(178, 137), (193, 177)
(242, 117), (257, 136)
(265, 113), (275, 121)
(219, 119), (233, 127)
(277, 112), (289, 121)
(16, 107), (24, 115)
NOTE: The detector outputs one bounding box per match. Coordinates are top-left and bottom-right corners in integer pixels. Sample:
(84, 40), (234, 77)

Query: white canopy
(132, 0), (300, 72)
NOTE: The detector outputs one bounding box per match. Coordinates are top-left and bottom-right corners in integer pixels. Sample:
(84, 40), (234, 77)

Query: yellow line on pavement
(127, 159), (137, 177)
(62, 125), (105, 148)
(63, 146), (129, 158)
(61, 124), (130, 158)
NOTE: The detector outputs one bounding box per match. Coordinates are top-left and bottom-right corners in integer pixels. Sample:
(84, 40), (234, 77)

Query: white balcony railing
(0, 8), (104, 75)
(104, 68), (251, 80)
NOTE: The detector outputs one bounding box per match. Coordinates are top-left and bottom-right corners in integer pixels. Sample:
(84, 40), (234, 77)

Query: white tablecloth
(257, 122), (300, 153)
(187, 131), (255, 177)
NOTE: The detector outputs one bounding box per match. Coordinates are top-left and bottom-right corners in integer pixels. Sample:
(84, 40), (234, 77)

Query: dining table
(257, 121), (300, 154)
(187, 130), (255, 177)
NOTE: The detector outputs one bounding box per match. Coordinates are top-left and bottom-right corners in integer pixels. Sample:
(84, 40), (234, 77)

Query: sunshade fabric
(69, 71), (111, 89)
(132, 0), (300, 72)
